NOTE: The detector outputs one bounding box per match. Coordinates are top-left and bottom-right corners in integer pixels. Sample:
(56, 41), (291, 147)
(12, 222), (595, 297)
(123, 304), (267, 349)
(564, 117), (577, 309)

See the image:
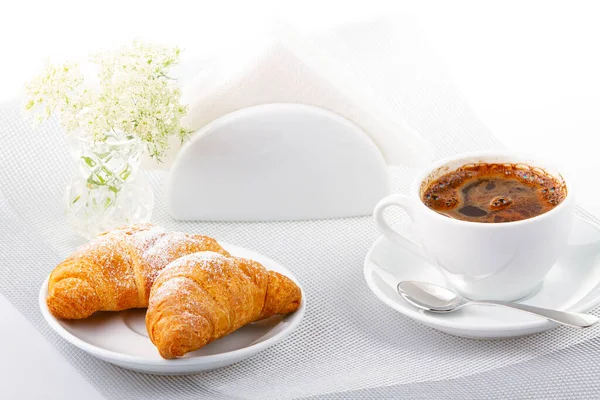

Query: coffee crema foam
(421, 163), (567, 223)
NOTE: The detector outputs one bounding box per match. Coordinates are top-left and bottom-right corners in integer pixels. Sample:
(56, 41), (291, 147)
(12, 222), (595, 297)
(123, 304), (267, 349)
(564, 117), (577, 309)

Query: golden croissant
(47, 224), (230, 319)
(146, 251), (302, 359)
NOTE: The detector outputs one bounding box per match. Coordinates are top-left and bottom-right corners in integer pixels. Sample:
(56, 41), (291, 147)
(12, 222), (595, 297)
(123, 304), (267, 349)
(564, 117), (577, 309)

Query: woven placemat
(1, 17), (599, 399)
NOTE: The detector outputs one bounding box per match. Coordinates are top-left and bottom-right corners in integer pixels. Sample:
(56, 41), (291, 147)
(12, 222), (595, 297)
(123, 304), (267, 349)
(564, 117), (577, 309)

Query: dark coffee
(422, 163), (566, 223)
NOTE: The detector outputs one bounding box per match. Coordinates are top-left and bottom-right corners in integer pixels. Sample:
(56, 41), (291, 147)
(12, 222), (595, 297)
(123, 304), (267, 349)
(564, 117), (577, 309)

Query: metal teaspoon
(397, 280), (599, 328)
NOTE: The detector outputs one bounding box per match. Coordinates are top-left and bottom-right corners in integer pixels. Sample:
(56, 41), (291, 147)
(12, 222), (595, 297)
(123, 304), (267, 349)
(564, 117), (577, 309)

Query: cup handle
(373, 194), (428, 261)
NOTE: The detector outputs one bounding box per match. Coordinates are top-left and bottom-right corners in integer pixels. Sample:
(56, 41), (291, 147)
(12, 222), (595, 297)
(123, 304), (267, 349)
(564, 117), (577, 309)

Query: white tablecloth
(2, 6), (600, 399)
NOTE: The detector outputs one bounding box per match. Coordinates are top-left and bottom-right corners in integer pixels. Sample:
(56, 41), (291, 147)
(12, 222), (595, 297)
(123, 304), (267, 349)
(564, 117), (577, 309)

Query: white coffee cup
(374, 152), (575, 301)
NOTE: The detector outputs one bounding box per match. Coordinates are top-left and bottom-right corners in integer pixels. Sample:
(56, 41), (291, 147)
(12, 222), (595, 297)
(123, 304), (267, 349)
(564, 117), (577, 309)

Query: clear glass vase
(65, 131), (154, 239)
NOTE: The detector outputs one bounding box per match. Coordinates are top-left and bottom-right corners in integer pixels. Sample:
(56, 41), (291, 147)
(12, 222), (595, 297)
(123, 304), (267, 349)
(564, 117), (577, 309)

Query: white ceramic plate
(364, 216), (600, 339)
(40, 243), (305, 374)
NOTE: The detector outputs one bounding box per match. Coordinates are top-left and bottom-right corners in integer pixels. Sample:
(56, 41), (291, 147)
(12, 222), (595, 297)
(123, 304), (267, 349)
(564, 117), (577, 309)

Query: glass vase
(65, 131), (154, 239)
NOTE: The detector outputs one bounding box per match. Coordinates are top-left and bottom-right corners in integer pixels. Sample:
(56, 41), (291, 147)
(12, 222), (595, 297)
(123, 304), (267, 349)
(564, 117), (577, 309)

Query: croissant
(47, 224), (230, 319)
(146, 251), (302, 359)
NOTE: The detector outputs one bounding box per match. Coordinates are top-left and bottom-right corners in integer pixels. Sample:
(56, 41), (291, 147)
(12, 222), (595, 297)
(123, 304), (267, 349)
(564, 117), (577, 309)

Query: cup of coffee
(374, 152), (574, 301)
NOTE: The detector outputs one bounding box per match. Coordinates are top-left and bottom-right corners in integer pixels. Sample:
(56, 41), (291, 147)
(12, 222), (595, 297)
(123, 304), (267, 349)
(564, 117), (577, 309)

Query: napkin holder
(166, 104), (390, 221)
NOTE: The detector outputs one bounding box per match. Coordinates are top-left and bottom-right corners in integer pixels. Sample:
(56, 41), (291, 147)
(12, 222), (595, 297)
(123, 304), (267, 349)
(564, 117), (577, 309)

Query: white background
(1, 1), (599, 398)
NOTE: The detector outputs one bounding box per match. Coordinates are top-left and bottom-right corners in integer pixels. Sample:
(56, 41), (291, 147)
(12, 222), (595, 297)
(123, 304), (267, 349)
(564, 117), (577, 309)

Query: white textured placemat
(1, 17), (600, 400)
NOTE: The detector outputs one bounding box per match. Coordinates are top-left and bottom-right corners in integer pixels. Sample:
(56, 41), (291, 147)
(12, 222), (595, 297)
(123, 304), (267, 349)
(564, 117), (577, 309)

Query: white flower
(25, 40), (191, 161)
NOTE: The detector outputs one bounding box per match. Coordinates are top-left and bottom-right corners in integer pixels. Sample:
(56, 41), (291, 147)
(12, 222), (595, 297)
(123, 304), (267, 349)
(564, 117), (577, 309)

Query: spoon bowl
(397, 281), (463, 312)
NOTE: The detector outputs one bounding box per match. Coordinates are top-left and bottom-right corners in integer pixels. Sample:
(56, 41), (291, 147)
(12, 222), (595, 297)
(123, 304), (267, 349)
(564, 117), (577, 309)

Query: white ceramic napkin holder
(166, 104), (390, 221)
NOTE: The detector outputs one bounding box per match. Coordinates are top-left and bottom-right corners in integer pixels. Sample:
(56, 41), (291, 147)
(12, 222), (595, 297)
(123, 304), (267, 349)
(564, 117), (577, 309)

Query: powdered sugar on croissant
(146, 251), (302, 359)
(46, 224), (230, 319)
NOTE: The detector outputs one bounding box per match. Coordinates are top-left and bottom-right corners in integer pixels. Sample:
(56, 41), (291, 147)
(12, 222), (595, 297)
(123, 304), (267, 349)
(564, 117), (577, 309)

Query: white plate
(364, 215), (600, 339)
(40, 243), (305, 374)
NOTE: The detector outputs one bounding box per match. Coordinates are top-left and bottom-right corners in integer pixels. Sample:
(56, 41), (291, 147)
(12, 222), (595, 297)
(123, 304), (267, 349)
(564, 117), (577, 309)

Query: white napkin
(152, 25), (433, 169)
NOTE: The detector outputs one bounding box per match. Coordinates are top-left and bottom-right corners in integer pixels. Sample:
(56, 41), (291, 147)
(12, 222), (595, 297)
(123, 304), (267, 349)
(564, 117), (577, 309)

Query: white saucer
(40, 243), (305, 375)
(364, 215), (600, 339)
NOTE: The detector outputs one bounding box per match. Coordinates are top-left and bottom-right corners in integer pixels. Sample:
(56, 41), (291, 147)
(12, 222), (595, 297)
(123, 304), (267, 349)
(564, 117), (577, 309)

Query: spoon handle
(474, 300), (599, 328)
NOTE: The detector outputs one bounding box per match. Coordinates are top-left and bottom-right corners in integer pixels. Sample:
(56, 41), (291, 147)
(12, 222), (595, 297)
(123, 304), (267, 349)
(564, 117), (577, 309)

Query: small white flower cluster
(25, 41), (191, 160)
